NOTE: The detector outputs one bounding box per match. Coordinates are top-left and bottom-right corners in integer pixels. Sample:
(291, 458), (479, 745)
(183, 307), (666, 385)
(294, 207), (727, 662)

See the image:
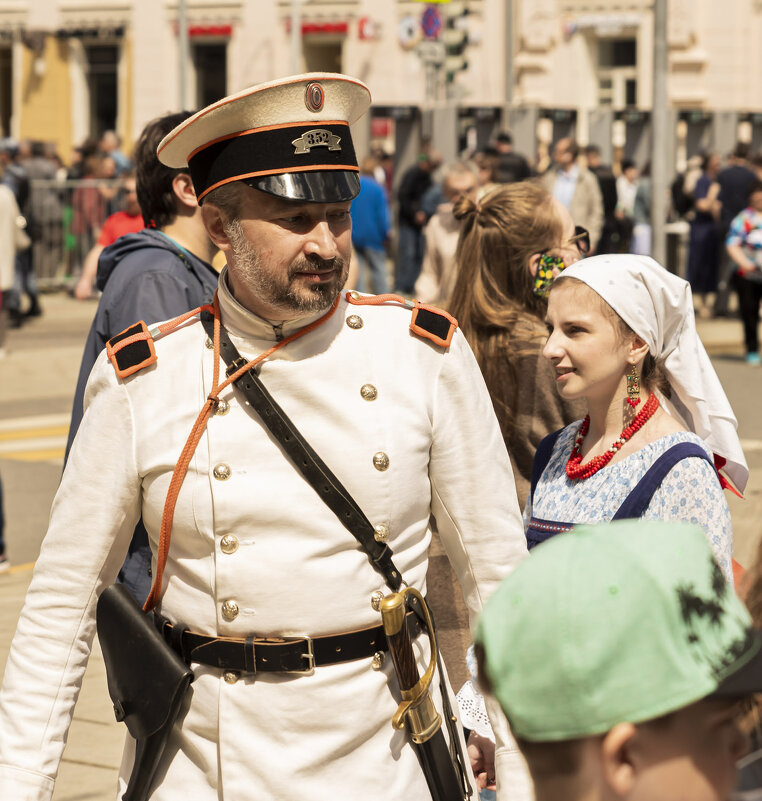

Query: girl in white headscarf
(526, 253), (747, 582)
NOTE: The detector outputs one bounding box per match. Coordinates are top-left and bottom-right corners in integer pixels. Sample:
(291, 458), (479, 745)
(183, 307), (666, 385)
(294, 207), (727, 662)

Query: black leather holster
(96, 583), (193, 801)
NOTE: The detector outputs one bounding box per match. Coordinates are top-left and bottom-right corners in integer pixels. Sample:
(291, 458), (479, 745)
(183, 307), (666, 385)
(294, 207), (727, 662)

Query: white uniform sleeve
(0, 354), (141, 801)
(428, 331), (532, 801)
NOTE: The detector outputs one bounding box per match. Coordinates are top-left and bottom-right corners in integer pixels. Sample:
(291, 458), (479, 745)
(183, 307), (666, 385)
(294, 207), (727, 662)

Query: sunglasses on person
(538, 225), (591, 259)
(564, 225), (591, 256)
(532, 226), (591, 298)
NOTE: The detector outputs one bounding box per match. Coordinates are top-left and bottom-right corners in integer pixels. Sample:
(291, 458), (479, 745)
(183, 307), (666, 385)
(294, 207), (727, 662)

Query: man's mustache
(290, 256), (346, 276)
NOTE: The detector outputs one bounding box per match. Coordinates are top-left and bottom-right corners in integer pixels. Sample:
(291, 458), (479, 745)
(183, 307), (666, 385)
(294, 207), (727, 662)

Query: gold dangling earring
(626, 363), (641, 408)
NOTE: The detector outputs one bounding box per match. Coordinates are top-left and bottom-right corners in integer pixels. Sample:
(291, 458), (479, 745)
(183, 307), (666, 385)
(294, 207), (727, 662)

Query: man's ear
(600, 722), (637, 797)
(628, 335), (650, 367)
(201, 202), (232, 253)
(172, 173), (199, 211)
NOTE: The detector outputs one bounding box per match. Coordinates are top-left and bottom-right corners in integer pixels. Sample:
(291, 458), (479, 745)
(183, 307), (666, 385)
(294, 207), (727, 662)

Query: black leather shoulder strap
(201, 312), (402, 592)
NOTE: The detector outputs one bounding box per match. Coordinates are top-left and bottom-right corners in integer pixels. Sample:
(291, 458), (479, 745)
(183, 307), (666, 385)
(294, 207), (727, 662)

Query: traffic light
(443, 1), (469, 82)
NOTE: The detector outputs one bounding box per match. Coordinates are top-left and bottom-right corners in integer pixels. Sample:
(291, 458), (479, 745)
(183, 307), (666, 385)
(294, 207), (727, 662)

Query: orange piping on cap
(157, 75), (371, 157)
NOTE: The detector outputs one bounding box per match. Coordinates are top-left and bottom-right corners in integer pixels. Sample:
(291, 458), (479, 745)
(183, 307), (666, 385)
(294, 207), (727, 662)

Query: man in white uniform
(0, 73), (529, 801)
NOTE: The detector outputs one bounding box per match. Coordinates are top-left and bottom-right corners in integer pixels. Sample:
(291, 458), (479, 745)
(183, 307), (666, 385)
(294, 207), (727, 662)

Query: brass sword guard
(378, 587), (442, 743)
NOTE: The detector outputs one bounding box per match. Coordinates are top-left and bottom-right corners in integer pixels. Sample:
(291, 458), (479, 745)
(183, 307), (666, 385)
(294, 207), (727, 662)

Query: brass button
(213, 463), (232, 481)
(223, 671), (239, 684)
(205, 337), (214, 349)
(349, 290), (361, 300)
(346, 314), (364, 330)
(373, 452), (390, 471)
(220, 534), (239, 554)
(371, 651), (386, 670)
(373, 524), (389, 543)
(215, 398), (230, 415)
(221, 599), (239, 620)
(370, 590), (385, 611)
(360, 384), (378, 401)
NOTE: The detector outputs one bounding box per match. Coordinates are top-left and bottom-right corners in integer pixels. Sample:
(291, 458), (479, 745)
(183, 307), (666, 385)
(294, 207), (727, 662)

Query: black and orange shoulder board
(106, 321), (157, 379)
(345, 292), (458, 348)
(409, 304), (458, 348)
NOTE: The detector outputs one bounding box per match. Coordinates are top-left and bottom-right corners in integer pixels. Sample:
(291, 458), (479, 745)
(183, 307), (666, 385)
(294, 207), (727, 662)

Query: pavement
(0, 290), (760, 799)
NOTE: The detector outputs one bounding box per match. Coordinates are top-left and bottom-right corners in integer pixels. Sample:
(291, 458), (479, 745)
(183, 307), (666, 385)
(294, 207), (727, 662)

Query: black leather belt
(155, 613), (420, 675)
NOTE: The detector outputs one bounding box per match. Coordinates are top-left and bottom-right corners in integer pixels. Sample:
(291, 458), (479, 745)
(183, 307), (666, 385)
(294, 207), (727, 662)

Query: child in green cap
(475, 519), (762, 801)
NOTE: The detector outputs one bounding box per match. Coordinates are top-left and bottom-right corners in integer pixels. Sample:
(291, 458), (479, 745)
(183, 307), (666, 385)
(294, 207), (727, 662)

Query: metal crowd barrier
(27, 178), (125, 288)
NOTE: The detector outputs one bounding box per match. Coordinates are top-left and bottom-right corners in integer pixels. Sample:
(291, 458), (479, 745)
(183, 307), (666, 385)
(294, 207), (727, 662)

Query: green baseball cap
(475, 520), (762, 742)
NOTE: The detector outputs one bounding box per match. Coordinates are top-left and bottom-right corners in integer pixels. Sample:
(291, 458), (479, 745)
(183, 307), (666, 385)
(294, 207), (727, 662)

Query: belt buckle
(225, 356), (248, 378)
(283, 635), (315, 675)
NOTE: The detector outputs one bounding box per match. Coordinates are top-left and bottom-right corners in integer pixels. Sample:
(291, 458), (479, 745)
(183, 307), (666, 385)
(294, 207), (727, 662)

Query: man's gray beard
(225, 218), (348, 315)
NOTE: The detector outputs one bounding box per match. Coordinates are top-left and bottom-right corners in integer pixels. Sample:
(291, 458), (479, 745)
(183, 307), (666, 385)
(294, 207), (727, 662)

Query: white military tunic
(0, 272), (529, 801)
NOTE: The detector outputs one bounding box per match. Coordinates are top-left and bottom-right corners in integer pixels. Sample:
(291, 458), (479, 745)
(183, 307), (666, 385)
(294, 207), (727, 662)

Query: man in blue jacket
(66, 111), (218, 603)
(350, 155), (390, 294)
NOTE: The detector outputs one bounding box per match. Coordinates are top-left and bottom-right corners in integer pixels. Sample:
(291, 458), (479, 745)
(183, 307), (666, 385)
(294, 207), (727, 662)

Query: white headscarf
(559, 254), (748, 493)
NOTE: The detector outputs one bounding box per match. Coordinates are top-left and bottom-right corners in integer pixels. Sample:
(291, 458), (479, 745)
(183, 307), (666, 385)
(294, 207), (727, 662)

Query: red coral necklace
(566, 392), (660, 480)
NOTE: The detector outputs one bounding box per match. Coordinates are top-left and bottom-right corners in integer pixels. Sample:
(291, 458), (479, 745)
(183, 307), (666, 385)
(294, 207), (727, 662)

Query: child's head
(475, 520), (762, 801)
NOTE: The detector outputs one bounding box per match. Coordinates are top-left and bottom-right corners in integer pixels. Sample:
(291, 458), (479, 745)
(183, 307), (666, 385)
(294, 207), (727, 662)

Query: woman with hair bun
(448, 181), (590, 507)
(528, 253), (747, 580)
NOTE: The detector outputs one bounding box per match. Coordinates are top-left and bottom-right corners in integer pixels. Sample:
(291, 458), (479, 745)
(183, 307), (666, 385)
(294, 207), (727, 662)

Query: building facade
(1, 0), (762, 168)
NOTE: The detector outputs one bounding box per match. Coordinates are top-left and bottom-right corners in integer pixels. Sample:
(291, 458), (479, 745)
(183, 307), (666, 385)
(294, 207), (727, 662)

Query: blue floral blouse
(524, 422), (734, 581)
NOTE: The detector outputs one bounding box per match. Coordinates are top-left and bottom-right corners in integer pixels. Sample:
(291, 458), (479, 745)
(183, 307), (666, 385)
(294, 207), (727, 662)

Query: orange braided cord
(156, 303), (216, 335)
(143, 292), (340, 611)
(345, 292), (411, 307)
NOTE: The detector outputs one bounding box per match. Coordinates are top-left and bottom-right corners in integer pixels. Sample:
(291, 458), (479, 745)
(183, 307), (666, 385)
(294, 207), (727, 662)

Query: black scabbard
(379, 589), (471, 801)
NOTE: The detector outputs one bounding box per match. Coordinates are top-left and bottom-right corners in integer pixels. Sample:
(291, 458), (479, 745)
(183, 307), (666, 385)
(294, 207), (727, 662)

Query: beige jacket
(414, 203), (462, 305)
(0, 184), (21, 291)
(542, 166), (604, 249)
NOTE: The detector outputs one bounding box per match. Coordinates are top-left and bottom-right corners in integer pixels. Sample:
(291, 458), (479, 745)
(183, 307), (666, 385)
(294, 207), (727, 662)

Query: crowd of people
(0, 130), (134, 336)
(0, 68), (760, 801)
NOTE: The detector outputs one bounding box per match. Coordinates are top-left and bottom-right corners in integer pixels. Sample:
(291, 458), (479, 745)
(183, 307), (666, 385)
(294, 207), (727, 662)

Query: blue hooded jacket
(67, 228), (218, 454)
(66, 228), (218, 603)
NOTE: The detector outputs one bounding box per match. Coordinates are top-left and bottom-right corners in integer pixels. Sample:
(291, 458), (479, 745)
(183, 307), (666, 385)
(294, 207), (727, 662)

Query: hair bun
(453, 193), (479, 221)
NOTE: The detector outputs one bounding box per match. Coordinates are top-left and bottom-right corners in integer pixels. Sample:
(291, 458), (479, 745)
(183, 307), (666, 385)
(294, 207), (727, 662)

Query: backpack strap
(612, 442), (715, 521)
(530, 428), (564, 506)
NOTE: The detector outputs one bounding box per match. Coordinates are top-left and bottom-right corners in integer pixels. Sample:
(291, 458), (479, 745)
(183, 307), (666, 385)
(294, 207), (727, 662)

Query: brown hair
(448, 181), (565, 437)
(550, 276), (671, 398)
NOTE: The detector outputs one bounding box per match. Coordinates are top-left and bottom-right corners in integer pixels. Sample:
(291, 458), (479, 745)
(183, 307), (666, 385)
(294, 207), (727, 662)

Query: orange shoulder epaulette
(106, 321), (157, 379)
(345, 292), (458, 348)
(106, 303), (213, 379)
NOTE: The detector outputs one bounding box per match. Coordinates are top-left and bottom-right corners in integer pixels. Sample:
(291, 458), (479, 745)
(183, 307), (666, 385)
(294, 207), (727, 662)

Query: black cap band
(188, 121), (358, 202)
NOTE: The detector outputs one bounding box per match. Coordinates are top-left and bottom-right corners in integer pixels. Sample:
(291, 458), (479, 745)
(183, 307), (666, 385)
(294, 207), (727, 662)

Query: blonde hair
(448, 181), (565, 436)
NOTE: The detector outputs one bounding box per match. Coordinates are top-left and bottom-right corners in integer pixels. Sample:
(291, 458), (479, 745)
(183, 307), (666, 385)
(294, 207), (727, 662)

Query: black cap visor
(243, 170), (360, 203)
(710, 629), (762, 698)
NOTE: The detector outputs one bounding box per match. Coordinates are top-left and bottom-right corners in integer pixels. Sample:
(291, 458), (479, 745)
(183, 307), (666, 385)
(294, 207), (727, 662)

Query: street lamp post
(178, 0), (189, 108)
(651, 0), (668, 266)
(291, 0), (302, 74)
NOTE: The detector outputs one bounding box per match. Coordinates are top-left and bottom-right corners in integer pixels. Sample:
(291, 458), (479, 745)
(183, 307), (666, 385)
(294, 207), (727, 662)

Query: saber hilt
(379, 588), (442, 743)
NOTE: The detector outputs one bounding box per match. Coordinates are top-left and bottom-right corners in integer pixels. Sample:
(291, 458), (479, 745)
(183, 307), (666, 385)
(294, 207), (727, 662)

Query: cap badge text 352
(292, 129), (342, 154)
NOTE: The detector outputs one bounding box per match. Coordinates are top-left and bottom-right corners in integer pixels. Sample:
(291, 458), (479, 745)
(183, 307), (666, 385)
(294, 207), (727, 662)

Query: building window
(302, 38), (343, 72)
(597, 37), (637, 108)
(193, 42), (227, 107)
(85, 44), (118, 137)
(0, 45), (11, 136)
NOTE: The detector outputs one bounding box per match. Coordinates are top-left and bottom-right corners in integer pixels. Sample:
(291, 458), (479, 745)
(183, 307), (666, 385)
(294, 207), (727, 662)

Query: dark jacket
(68, 228), (218, 455)
(397, 165), (432, 228)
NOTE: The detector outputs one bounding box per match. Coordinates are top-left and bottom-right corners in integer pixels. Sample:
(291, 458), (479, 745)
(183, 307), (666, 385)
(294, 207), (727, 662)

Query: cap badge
(305, 82), (325, 112)
(292, 129), (342, 155)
